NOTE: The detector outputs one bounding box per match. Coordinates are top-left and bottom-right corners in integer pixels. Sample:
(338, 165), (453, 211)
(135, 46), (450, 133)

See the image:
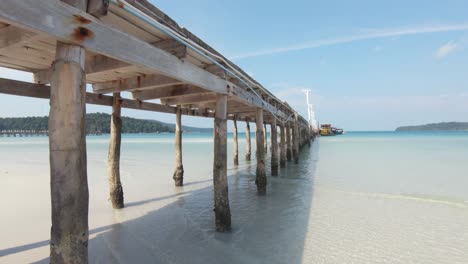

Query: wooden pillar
(108, 93), (124, 209)
(233, 116), (239, 166)
(263, 122), (267, 153)
(286, 123), (292, 161)
(256, 109), (267, 195)
(49, 41), (88, 263)
(213, 95), (231, 231)
(270, 118), (278, 176)
(293, 114), (299, 164)
(245, 119), (251, 161)
(173, 106), (184, 186)
(279, 125), (286, 168)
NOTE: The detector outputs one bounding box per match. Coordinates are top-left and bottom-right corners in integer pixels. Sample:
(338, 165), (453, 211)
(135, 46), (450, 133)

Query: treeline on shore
(0, 113), (212, 134)
(395, 122), (468, 131)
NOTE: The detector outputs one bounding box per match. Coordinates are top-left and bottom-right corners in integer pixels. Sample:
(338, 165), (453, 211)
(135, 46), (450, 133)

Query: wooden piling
(213, 95), (231, 231)
(293, 113), (299, 164)
(270, 118), (278, 176)
(245, 119), (251, 161)
(286, 123), (292, 161)
(49, 40), (89, 263)
(263, 122), (267, 153)
(173, 105), (184, 186)
(279, 125), (286, 168)
(233, 116), (239, 166)
(256, 109), (266, 195)
(108, 92), (124, 209)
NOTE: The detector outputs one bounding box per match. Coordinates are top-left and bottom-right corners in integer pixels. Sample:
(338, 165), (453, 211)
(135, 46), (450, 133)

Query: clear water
(0, 131), (467, 263)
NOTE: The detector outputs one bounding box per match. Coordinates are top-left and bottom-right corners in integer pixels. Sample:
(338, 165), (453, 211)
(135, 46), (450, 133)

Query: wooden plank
(0, 0), (228, 94)
(153, 39), (187, 59)
(92, 73), (183, 94)
(132, 85), (206, 100)
(0, 25), (38, 50)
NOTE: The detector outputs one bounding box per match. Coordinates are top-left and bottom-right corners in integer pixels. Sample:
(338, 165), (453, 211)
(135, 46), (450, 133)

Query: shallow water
(0, 132), (467, 263)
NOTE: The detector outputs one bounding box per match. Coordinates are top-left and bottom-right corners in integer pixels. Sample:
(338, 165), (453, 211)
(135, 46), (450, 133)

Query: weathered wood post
(233, 116), (239, 166)
(49, 1), (89, 260)
(263, 122), (267, 153)
(270, 118), (278, 176)
(293, 113), (299, 164)
(108, 93), (124, 209)
(213, 95), (231, 231)
(279, 125), (286, 168)
(256, 109), (267, 195)
(245, 119), (251, 161)
(286, 123), (292, 161)
(173, 105), (184, 186)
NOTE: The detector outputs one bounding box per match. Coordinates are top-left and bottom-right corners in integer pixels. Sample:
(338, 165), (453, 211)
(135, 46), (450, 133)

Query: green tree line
(0, 113), (212, 133)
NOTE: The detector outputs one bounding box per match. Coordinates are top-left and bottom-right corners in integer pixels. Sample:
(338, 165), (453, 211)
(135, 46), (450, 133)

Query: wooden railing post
(256, 109), (266, 195)
(213, 95), (231, 231)
(108, 92), (124, 208)
(173, 105), (184, 186)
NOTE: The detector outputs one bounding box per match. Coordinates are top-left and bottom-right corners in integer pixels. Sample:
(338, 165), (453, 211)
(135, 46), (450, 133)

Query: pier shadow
(6, 141), (319, 264)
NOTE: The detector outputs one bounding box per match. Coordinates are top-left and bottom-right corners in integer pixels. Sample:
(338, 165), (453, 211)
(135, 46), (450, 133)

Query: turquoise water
(1, 131), (467, 263)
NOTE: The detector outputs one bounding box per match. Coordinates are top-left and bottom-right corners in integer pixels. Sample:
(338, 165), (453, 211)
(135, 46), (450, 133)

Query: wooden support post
(213, 95), (231, 232)
(286, 123), (292, 161)
(49, 40), (88, 263)
(279, 125), (286, 168)
(173, 106), (184, 186)
(108, 92), (124, 209)
(233, 116), (239, 166)
(245, 119), (251, 161)
(256, 109), (267, 195)
(293, 114), (299, 164)
(270, 119), (278, 176)
(263, 122), (267, 153)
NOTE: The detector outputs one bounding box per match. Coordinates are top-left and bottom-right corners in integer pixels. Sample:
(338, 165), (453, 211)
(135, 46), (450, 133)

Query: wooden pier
(0, 0), (316, 262)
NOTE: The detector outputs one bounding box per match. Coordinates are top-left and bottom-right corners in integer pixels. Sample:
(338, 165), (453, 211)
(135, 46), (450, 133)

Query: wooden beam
(0, 0), (228, 94)
(0, 25), (38, 50)
(161, 92), (217, 105)
(213, 94), (231, 232)
(153, 39), (187, 59)
(92, 73), (183, 94)
(131, 85), (206, 100)
(87, 0), (109, 18)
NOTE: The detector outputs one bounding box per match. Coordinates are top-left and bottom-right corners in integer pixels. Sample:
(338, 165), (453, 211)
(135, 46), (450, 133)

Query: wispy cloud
(230, 23), (468, 60)
(434, 41), (460, 58)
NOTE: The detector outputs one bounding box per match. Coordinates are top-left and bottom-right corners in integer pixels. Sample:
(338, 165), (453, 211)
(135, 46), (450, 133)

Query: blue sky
(1, 0), (468, 131)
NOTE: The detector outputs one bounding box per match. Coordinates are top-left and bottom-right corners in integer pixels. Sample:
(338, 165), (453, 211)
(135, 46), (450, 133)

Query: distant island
(0, 113), (212, 134)
(395, 122), (468, 131)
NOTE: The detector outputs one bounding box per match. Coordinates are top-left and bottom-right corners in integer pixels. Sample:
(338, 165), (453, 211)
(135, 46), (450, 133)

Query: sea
(0, 131), (467, 263)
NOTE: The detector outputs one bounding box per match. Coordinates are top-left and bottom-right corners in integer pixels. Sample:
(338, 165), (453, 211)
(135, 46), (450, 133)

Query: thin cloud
(434, 41), (460, 58)
(230, 23), (468, 60)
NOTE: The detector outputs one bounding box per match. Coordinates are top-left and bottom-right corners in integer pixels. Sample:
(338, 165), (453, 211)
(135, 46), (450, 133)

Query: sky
(1, 0), (468, 131)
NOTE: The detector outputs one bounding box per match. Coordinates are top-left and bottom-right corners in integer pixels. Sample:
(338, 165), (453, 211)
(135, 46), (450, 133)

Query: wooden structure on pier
(0, 0), (315, 262)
